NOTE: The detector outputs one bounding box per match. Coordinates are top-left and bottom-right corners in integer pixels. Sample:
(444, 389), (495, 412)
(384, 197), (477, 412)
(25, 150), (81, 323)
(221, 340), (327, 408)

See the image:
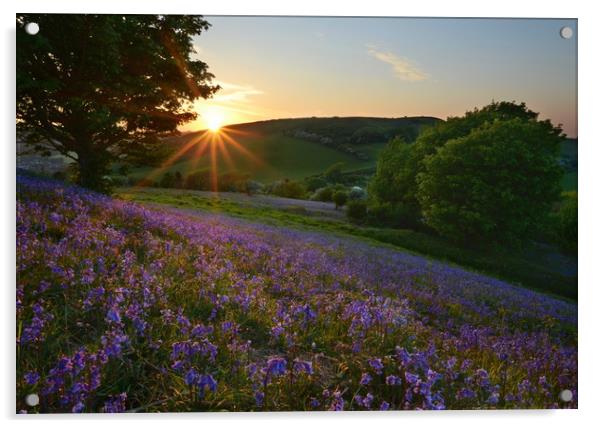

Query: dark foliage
(369, 101), (564, 246)
(333, 190), (348, 210)
(17, 14), (219, 192)
(346, 200), (368, 222)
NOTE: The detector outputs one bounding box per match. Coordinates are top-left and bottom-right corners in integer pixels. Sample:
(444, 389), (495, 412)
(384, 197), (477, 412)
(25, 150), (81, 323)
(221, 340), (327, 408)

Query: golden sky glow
(182, 17), (577, 137)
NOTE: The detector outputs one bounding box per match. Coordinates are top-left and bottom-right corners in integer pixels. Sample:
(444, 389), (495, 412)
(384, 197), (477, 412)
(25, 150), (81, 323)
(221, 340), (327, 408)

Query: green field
(126, 116), (434, 183)
(129, 133), (378, 183)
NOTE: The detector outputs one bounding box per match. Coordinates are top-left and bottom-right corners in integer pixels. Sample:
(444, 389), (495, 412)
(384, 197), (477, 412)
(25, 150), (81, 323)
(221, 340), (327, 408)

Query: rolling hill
(18, 116), (577, 191)
(128, 116), (441, 183)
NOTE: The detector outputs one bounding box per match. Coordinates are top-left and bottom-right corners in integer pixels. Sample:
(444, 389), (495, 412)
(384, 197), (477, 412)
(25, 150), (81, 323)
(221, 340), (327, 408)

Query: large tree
(369, 101), (562, 230)
(17, 14), (219, 191)
(416, 116), (564, 245)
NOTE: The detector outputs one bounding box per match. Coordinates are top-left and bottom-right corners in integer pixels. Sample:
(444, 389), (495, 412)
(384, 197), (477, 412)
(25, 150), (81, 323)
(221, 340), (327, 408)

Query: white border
(3, 1), (600, 427)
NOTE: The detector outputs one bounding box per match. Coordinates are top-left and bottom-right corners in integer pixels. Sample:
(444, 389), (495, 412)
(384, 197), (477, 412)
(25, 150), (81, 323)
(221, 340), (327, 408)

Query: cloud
(366, 46), (428, 82)
(212, 80), (264, 103)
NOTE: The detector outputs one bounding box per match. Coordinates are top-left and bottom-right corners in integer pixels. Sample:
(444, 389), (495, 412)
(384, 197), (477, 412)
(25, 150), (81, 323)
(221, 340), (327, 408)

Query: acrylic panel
(16, 14), (577, 413)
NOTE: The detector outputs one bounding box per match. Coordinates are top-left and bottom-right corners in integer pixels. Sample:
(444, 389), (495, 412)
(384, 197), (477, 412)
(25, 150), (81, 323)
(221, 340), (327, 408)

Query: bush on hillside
(346, 200), (368, 222)
(268, 179), (307, 199)
(311, 187), (334, 202)
(304, 176), (328, 192)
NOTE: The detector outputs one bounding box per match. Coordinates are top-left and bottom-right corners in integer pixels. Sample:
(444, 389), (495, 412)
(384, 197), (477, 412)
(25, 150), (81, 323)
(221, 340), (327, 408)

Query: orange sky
(181, 17), (577, 137)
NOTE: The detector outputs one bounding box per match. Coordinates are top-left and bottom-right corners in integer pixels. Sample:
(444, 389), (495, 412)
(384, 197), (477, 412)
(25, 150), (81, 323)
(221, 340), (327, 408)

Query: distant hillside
(137, 116), (442, 183)
(17, 117), (578, 190)
(222, 116), (442, 160)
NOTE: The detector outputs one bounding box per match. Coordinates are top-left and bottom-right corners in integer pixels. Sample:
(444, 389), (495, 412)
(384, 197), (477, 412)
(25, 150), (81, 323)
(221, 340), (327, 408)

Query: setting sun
(205, 109), (225, 132)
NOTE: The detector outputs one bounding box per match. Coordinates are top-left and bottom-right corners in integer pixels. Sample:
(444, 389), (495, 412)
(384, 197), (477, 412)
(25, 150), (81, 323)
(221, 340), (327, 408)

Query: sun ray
(216, 136), (235, 171)
(136, 133), (204, 186)
(209, 132), (219, 192)
(220, 126), (259, 138)
(140, 123), (269, 190)
(190, 134), (212, 171)
(219, 131), (265, 167)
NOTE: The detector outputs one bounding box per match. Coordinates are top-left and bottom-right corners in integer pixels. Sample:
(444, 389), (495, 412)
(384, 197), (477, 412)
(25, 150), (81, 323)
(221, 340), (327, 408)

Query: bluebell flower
(24, 371), (40, 385)
(198, 374), (217, 397)
(254, 391), (264, 407)
(106, 307), (121, 323)
(293, 360), (313, 375)
(487, 392), (500, 405)
(362, 393), (374, 408)
(103, 393), (127, 413)
(267, 357), (287, 377)
(359, 372), (372, 385)
(184, 368), (199, 386)
(329, 392), (344, 411)
(386, 375), (402, 386)
(72, 402), (85, 413)
(368, 358), (384, 374)
(405, 372), (419, 384)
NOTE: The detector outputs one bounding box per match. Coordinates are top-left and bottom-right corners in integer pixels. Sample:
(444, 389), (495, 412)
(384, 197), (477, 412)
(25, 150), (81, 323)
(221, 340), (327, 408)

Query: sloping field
(17, 175), (576, 412)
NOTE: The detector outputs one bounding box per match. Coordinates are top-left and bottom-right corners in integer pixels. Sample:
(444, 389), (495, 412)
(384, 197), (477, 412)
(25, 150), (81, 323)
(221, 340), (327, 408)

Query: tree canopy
(417, 118), (563, 244)
(369, 101), (565, 245)
(17, 14), (219, 191)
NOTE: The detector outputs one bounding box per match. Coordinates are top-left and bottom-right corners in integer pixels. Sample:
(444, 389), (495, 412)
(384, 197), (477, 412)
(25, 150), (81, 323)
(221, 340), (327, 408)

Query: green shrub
(367, 202), (424, 230)
(245, 180), (264, 195)
(159, 172), (176, 188)
(324, 162), (345, 183)
(312, 187), (334, 202)
(184, 171), (211, 190)
(346, 200), (368, 222)
(218, 172), (250, 192)
(304, 176), (328, 192)
(269, 179), (307, 199)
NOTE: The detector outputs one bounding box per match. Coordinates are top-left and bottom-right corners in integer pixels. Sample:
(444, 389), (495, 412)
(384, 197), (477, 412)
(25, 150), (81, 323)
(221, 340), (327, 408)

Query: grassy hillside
(17, 175), (577, 411)
(118, 186), (577, 300)
(127, 116), (440, 183)
(130, 133), (374, 183)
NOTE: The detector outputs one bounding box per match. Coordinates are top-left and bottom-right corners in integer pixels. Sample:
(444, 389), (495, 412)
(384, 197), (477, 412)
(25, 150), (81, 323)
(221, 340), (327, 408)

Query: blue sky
(189, 17), (577, 137)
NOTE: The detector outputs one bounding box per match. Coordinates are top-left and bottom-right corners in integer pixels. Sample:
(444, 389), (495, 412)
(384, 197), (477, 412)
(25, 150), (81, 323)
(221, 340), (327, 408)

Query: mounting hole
(560, 26), (573, 40)
(25, 393), (39, 407)
(559, 389), (573, 402)
(24, 22), (39, 35)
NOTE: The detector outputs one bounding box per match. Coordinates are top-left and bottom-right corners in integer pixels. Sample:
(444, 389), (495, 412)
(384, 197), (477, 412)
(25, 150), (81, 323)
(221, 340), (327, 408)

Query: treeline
(281, 116), (439, 159)
(134, 170), (263, 194)
(359, 101), (576, 254)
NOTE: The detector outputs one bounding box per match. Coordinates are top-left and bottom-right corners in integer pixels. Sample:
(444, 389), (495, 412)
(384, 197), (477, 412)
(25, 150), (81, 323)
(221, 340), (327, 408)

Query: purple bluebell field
(15, 174), (577, 412)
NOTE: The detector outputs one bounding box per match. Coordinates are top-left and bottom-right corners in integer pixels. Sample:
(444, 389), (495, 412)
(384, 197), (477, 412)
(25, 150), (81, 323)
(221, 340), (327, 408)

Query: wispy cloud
(366, 45), (428, 82)
(212, 80), (264, 103)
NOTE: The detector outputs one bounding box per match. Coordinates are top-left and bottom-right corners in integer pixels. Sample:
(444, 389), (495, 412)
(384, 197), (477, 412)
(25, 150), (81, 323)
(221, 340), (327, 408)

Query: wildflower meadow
(16, 174), (577, 412)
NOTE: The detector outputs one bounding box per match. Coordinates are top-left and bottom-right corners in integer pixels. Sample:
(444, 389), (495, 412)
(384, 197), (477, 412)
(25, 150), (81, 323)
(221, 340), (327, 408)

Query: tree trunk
(76, 145), (111, 192)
